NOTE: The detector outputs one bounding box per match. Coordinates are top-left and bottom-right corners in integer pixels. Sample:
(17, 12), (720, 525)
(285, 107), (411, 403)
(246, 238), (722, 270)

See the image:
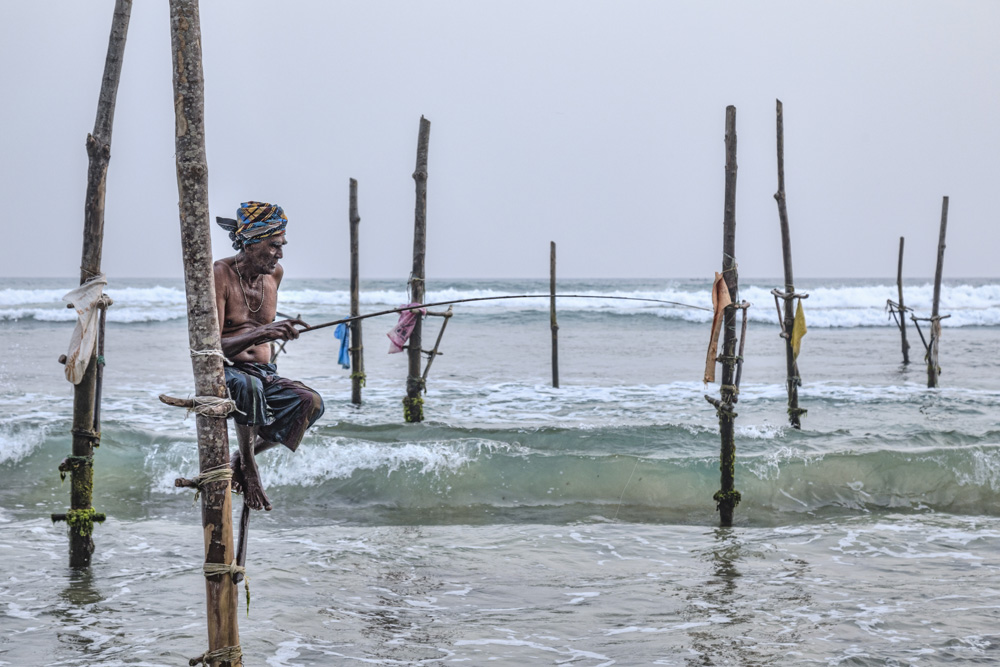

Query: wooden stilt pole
(233, 502), (250, 585)
(715, 105), (741, 527)
(349, 178), (364, 406)
(928, 196), (948, 388)
(421, 306), (453, 386)
(897, 236), (910, 364)
(169, 1), (240, 662)
(550, 241), (559, 388)
(404, 116), (430, 423)
(57, 0), (131, 569)
(773, 99), (804, 429)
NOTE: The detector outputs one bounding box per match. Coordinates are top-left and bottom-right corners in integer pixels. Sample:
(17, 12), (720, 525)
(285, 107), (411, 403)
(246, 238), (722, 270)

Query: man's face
(243, 234), (286, 275)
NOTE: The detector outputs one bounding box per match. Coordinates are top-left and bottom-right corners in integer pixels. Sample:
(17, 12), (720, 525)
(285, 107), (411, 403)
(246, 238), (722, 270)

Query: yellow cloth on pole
(790, 299), (807, 360)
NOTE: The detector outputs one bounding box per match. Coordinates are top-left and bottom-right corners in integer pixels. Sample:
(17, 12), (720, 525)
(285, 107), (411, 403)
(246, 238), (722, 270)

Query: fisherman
(214, 201), (325, 511)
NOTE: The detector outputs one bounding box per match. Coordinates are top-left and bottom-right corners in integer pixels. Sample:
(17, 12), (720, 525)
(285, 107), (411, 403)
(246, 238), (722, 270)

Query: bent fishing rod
(283, 294), (712, 335)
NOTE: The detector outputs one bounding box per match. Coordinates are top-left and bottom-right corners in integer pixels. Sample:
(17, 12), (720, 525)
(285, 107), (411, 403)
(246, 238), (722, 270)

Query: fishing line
(613, 457), (640, 521)
(286, 293), (712, 335)
(614, 430), (646, 521)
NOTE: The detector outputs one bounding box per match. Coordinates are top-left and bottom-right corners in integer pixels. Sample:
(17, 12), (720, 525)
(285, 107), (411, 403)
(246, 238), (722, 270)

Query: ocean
(2, 276), (999, 665)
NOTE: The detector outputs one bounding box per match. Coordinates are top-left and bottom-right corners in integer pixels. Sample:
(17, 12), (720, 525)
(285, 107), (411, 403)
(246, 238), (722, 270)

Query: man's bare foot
(230, 450), (245, 496)
(242, 469), (272, 511)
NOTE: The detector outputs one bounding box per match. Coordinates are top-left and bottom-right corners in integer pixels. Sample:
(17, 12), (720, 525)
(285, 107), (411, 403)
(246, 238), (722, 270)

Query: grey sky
(3, 1), (997, 280)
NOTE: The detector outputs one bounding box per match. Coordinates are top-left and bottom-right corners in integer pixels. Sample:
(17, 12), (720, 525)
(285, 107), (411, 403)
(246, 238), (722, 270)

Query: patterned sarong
(224, 362), (324, 451)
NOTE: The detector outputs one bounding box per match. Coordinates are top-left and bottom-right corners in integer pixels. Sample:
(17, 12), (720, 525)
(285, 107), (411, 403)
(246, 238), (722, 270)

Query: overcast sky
(3, 1), (997, 280)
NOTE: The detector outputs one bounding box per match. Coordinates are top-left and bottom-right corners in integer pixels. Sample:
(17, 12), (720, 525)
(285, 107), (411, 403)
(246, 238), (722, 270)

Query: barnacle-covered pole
(712, 106), (741, 527)
(773, 99), (806, 429)
(55, 0), (131, 568)
(404, 116), (431, 422)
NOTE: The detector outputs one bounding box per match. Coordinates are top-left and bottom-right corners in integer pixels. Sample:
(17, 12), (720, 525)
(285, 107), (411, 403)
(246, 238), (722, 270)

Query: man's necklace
(234, 256), (265, 313)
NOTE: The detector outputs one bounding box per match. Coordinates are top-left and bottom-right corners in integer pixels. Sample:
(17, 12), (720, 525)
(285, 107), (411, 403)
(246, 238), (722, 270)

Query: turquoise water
(2, 277), (1000, 664)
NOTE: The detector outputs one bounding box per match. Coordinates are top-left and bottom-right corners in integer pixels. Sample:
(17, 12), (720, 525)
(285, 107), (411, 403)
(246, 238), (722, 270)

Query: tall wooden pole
(404, 116), (430, 423)
(897, 236), (910, 364)
(928, 196), (948, 388)
(62, 0), (131, 568)
(349, 178), (364, 406)
(773, 99), (803, 429)
(169, 1), (240, 662)
(716, 105), (740, 527)
(550, 241), (559, 388)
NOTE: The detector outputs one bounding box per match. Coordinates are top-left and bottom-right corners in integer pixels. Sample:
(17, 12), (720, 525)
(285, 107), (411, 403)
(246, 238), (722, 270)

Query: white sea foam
(4, 281), (998, 325)
(0, 421), (48, 465)
(955, 447), (1000, 491)
(147, 437), (528, 493)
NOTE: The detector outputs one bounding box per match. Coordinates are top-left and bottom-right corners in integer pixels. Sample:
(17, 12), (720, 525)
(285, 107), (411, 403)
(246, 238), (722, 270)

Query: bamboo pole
(421, 306), (453, 386)
(59, 0), (131, 569)
(349, 178), (364, 405)
(773, 99), (804, 429)
(92, 303), (109, 436)
(169, 1), (240, 662)
(404, 116), (430, 423)
(550, 241), (559, 388)
(928, 196), (948, 388)
(897, 236), (910, 364)
(715, 105), (741, 527)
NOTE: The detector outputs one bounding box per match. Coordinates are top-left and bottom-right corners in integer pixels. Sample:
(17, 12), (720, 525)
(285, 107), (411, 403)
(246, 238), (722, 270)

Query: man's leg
(230, 433), (281, 495)
(231, 424), (279, 511)
(258, 378), (325, 452)
(225, 365), (280, 510)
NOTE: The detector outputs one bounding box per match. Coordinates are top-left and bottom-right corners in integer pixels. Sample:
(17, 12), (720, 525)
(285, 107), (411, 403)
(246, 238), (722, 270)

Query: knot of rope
(188, 396), (241, 418)
(187, 465), (233, 502)
(189, 644), (243, 666)
(58, 455), (93, 481)
(407, 274), (425, 301)
(203, 559), (251, 616)
(190, 348), (233, 366)
(71, 427), (101, 441)
(716, 354), (743, 364)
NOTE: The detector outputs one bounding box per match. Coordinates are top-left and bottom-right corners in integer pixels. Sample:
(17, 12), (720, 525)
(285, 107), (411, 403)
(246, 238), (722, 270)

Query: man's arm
(220, 320), (304, 359)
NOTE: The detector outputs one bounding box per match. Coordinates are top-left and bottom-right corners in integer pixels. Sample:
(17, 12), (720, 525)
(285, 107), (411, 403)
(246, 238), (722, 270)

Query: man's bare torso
(215, 257), (283, 363)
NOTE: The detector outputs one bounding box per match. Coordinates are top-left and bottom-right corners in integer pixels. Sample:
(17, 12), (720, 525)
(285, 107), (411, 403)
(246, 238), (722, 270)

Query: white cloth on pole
(63, 274), (108, 384)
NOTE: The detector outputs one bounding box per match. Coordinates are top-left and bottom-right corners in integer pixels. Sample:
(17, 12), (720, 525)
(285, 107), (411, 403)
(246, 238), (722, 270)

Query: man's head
(215, 201), (289, 275)
(216, 201), (287, 248)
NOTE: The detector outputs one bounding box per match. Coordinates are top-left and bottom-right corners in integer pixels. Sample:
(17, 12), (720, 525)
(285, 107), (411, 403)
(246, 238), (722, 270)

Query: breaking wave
(1, 279), (997, 326)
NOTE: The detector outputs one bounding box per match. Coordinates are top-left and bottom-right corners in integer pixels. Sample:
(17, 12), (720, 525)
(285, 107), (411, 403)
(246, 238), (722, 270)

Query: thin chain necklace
(234, 256), (264, 313)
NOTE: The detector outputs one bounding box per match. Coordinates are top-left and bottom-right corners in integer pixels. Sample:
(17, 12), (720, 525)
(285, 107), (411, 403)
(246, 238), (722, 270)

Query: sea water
(1, 277), (999, 665)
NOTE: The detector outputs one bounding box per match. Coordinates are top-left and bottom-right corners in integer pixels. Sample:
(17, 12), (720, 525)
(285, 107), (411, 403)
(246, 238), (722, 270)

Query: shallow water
(2, 277), (1000, 665)
(5, 517), (1000, 665)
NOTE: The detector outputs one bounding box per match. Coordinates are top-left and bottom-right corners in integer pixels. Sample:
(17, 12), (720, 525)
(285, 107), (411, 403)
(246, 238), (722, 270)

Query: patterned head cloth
(215, 201), (288, 250)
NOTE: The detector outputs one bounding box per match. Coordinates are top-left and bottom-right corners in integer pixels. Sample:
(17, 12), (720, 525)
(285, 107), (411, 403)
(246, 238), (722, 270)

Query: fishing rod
(284, 294), (712, 335)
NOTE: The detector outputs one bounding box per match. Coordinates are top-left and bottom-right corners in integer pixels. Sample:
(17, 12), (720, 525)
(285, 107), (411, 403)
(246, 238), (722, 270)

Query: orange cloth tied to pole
(704, 272), (732, 383)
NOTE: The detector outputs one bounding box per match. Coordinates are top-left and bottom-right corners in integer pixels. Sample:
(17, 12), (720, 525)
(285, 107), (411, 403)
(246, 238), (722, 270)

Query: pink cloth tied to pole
(387, 303), (427, 353)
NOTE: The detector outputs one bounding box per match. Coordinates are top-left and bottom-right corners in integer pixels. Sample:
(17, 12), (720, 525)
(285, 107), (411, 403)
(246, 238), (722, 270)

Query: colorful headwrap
(215, 201), (288, 250)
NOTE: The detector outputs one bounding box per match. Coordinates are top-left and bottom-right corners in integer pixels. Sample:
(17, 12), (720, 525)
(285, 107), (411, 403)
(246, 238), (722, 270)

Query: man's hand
(258, 317), (307, 343)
